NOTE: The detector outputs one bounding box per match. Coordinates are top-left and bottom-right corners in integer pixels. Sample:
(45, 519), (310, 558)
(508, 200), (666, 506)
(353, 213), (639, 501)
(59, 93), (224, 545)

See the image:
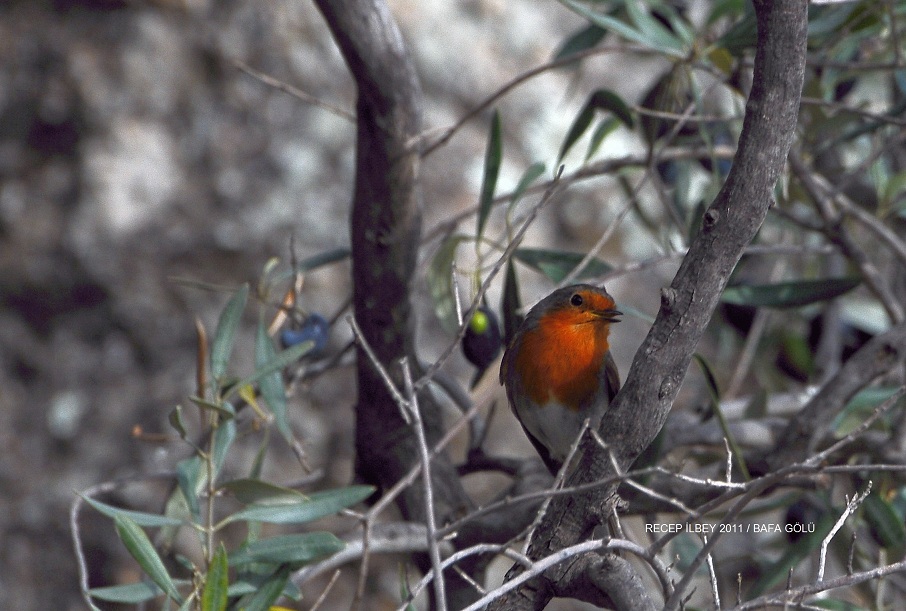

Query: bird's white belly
(519, 400), (606, 463)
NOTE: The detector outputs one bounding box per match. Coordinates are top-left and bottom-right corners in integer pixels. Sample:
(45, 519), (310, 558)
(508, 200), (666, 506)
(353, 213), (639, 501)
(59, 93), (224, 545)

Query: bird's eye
(570, 293), (584, 307)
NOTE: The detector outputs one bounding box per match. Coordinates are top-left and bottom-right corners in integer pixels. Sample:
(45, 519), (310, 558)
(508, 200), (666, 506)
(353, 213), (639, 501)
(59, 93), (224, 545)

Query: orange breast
(514, 313), (610, 412)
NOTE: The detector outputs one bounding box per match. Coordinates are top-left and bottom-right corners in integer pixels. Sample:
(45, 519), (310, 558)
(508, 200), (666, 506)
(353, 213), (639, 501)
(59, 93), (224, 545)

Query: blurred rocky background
(0, 0), (667, 607)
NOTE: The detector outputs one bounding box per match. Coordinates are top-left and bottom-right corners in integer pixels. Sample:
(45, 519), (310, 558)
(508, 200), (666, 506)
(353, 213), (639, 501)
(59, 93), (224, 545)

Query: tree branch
(313, 1), (477, 606)
(768, 321), (906, 469)
(489, 1), (809, 607)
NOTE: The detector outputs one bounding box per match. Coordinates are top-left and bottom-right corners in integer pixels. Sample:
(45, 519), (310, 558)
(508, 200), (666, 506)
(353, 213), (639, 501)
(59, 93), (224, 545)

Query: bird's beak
(596, 308), (622, 323)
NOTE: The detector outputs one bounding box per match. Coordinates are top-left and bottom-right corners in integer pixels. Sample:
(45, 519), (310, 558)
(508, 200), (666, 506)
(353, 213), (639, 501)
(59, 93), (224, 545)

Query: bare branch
(788, 150), (905, 323)
(770, 325), (906, 469)
(705, 535), (721, 611)
(817, 482), (872, 582)
(730, 557), (906, 610)
(232, 59), (356, 122)
(401, 357), (447, 610)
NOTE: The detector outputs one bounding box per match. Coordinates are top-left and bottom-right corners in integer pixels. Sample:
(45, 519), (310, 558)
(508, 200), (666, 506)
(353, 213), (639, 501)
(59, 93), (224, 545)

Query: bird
(499, 284), (621, 474)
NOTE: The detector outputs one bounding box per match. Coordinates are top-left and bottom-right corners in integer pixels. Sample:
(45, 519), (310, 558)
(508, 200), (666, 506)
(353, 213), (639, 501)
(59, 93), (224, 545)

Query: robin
(500, 284), (621, 474)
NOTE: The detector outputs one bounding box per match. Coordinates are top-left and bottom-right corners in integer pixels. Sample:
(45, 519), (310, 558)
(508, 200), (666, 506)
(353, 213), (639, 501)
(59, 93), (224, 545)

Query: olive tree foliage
(75, 0), (906, 609)
(315, 0), (906, 608)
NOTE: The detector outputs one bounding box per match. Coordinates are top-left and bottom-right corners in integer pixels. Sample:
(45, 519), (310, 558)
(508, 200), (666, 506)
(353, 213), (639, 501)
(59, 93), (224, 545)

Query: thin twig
(419, 144), (735, 246)
(888, 0), (903, 63)
(805, 386), (906, 467)
(623, 477), (699, 517)
(401, 357), (447, 611)
(520, 420), (593, 556)
(833, 186), (906, 270)
(726, 256), (786, 398)
(419, 44), (651, 156)
(232, 59), (356, 122)
(800, 96), (906, 127)
(71, 472), (178, 610)
(817, 482), (872, 582)
(309, 569), (341, 611)
(723, 438), (734, 484)
(556, 194), (635, 289)
(346, 314), (408, 411)
(732, 556), (906, 609)
(459, 538), (672, 611)
(352, 519), (373, 611)
(400, 543), (533, 609)
(362, 396), (481, 522)
(847, 532), (856, 575)
(705, 535), (721, 610)
(789, 150), (905, 324)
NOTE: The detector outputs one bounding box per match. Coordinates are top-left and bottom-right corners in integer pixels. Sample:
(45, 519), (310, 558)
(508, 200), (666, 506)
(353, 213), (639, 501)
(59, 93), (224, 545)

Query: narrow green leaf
(233, 566), (291, 611)
(591, 89), (634, 128)
(832, 386), (903, 438)
(201, 543), (229, 611)
(559, 89), (633, 163)
(256, 315), (292, 443)
(707, 0), (746, 25)
(82, 496), (184, 528)
(114, 515), (182, 602)
(650, 1), (695, 46)
(220, 478), (307, 505)
(427, 234), (468, 334)
(721, 277), (861, 308)
(157, 486), (193, 551)
(210, 284), (249, 382)
(501, 259), (522, 348)
(882, 169), (906, 208)
(249, 436), (268, 480)
(716, 6), (757, 56)
(271, 248), (352, 284)
(808, 598), (881, 611)
(299, 247), (350, 271)
(558, 0), (684, 57)
(693, 353), (750, 481)
(176, 456), (202, 520)
(211, 418), (237, 481)
(88, 581), (165, 604)
(225, 486), (373, 525)
(399, 563), (417, 611)
(168, 405), (189, 440)
(508, 162), (546, 211)
(231, 341), (313, 394)
(692, 353), (721, 401)
(189, 396), (236, 420)
(513, 247), (612, 283)
(477, 109), (503, 242)
(553, 23), (605, 61)
(586, 118), (619, 161)
(625, 0), (684, 53)
(558, 101), (595, 164)
(864, 492), (906, 552)
(229, 532), (344, 567)
(808, 3), (860, 40)
(228, 574), (300, 601)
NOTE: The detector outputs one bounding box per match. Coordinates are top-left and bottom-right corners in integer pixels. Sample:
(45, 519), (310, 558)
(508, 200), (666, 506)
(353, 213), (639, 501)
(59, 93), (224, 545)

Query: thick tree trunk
(313, 1), (477, 607)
